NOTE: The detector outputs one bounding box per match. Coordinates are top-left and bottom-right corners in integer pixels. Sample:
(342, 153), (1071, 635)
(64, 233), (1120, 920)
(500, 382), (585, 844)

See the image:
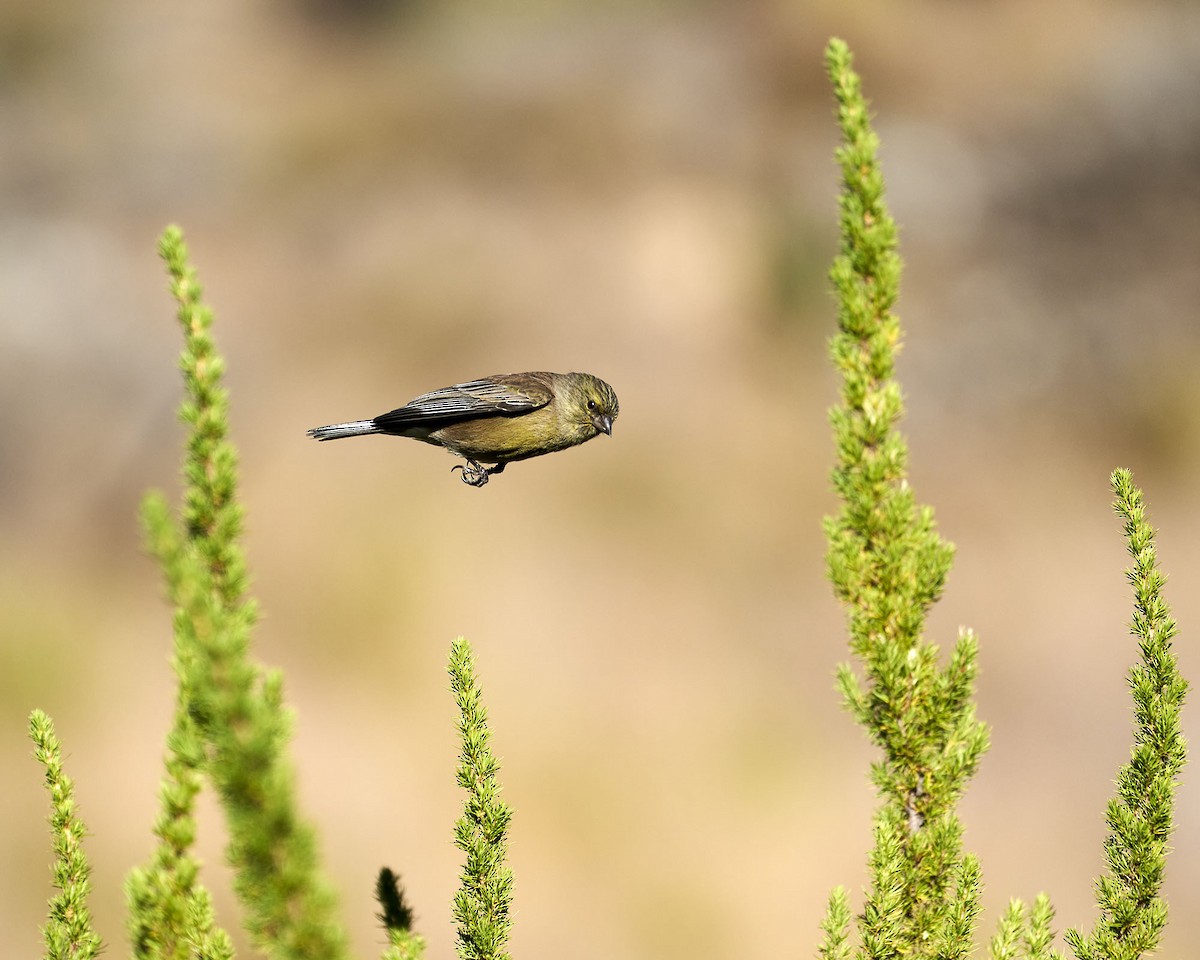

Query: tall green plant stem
(449, 638), (514, 960)
(141, 226), (349, 960)
(1064, 470), (1188, 960)
(820, 37), (989, 960)
(30, 710), (103, 960)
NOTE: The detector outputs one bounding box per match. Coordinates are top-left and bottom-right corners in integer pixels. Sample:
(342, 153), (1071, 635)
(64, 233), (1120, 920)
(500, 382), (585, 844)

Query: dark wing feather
(372, 375), (553, 431)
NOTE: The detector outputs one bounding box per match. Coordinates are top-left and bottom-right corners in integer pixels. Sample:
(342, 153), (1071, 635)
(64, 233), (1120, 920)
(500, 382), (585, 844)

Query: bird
(307, 371), (619, 487)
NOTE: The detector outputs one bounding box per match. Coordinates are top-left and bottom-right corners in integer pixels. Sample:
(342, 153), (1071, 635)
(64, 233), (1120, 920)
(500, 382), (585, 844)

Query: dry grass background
(2, 2), (1199, 958)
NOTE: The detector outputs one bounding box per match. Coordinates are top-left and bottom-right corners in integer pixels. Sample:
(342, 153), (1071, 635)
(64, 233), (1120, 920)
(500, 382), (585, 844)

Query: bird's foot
(452, 459), (490, 487)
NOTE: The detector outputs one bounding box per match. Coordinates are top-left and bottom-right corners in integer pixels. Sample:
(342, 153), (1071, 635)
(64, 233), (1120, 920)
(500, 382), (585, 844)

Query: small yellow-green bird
(307, 371), (619, 486)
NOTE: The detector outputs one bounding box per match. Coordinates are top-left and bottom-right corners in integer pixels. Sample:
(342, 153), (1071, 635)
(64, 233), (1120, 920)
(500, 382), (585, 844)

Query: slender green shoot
(1064, 470), (1188, 960)
(989, 894), (1062, 960)
(818, 886), (853, 960)
(30, 709), (102, 960)
(991, 899), (1028, 960)
(1026, 894), (1061, 960)
(449, 638), (514, 960)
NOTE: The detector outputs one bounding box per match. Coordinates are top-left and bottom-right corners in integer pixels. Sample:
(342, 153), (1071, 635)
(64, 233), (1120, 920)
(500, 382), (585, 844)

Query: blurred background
(2, 1), (1199, 957)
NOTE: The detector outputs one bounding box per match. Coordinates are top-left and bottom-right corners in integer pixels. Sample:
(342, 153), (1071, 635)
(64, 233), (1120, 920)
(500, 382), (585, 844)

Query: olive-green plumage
(307, 371), (619, 486)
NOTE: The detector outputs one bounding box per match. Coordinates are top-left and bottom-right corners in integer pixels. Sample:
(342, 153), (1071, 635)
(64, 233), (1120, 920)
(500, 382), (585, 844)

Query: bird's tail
(307, 419), (380, 441)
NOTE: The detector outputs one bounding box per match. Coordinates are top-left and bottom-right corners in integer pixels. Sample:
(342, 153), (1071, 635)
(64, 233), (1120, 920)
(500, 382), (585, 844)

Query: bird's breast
(432, 411), (570, 463)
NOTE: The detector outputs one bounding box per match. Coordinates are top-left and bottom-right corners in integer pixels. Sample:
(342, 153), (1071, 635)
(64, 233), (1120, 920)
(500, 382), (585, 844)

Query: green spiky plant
(819, 37), (1187, 960)
(25, 37), (1186, 960)
(820, 37), (989, 959)
(30, 709), (103, 960)
(31, 227), (507, 960)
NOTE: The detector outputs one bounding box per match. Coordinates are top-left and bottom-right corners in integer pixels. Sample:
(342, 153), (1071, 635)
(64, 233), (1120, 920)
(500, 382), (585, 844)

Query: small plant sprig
(30, 709), (103, 960)
(377, 867), (426, 960)
(449, 638), (514, 960)
(989, 894), (1061, 960)
(1064, 470), (1188, 960)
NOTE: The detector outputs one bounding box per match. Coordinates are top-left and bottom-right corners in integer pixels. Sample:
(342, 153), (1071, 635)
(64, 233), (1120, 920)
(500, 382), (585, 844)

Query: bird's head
(564, 373), (619, 439)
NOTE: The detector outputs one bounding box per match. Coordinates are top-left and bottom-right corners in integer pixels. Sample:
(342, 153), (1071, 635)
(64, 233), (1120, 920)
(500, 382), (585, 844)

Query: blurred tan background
(3, 1), (1199, 958)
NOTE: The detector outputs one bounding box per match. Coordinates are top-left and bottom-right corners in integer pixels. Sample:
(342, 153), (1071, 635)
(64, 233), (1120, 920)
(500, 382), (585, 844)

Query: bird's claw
(452, 460), (490, 487)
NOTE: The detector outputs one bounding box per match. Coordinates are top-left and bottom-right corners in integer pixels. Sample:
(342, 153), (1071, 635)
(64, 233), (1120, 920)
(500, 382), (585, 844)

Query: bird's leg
(452, 459), (490, 487)
(486, 462), (506, 476)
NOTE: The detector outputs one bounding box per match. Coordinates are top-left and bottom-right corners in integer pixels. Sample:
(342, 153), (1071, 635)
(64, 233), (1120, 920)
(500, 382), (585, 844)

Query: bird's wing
(373, 375), (553, 430)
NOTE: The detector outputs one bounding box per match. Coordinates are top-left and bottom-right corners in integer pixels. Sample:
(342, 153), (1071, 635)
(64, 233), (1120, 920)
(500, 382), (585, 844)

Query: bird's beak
(594, 414), (613, 436)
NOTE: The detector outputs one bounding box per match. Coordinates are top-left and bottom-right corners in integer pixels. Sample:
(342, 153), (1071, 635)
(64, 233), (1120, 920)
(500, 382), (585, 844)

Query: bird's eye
(587, 399), (597, 411)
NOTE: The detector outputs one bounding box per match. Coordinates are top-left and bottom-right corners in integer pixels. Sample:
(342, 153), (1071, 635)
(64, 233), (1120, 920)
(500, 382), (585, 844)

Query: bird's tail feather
(307, 419), (379, 441)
